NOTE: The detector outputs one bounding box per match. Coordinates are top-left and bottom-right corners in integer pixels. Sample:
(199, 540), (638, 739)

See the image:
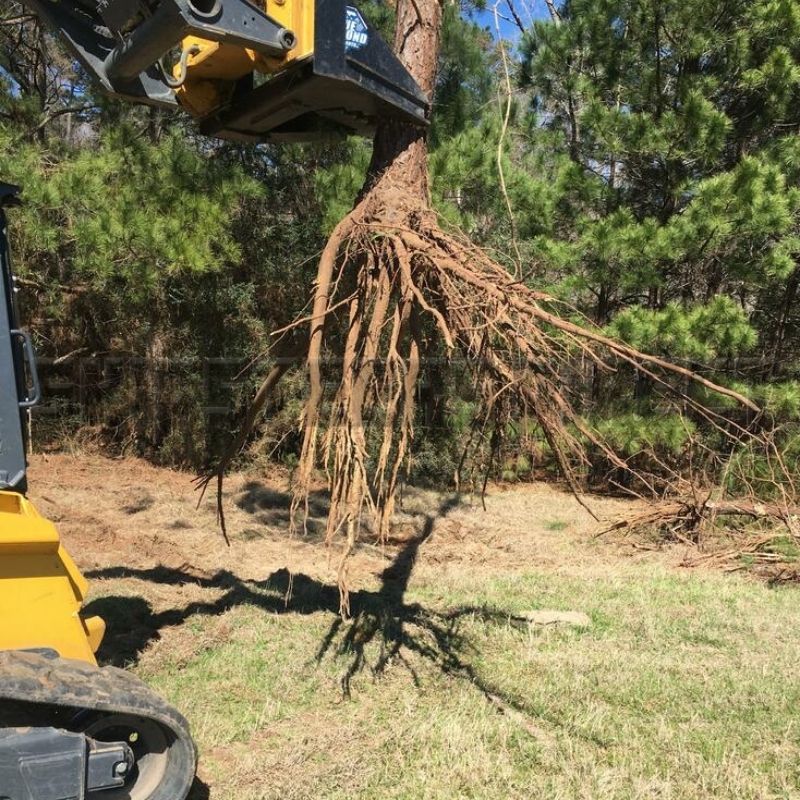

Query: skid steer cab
(21, 0), (430, 142)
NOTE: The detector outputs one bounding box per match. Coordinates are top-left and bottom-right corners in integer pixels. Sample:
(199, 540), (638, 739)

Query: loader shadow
(187, 777), (211, 800)
(85, 494), (599, 746)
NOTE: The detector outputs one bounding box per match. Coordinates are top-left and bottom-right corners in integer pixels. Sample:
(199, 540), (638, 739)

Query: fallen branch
(604, 496), (800, 538)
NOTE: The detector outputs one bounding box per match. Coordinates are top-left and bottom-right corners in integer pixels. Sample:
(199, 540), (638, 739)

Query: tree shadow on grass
(84, 495), (462, 666)
(85, 495), (604, 747)
(233, 482), (331, 539)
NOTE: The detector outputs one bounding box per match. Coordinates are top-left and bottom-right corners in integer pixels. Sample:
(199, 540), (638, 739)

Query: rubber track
(0, 651), (196, 800)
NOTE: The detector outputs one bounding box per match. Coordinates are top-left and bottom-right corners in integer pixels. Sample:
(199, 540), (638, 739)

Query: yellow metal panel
(0, 491), (59, 554)
(83, 615), (107, 654)
(181, 37), (259, 80)
(175, 37), (259, 116)
(58, 542), (90, 600)
(175, 78), (225, 118)
(175, 0), (315, 116)
(0, 491), (102, 665)
(265, 0), (315, 62)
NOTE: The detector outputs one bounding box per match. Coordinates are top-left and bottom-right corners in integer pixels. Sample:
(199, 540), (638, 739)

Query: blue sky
(473, 0), (550, 41)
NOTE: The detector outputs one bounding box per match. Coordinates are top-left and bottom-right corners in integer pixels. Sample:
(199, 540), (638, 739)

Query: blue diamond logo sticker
(345, 7), (369, 52)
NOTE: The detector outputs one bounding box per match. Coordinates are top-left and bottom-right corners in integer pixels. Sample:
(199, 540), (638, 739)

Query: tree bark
(361, 0), (441, 202)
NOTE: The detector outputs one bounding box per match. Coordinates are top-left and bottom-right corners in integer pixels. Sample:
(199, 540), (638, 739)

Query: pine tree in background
(514, 0), (800, 480)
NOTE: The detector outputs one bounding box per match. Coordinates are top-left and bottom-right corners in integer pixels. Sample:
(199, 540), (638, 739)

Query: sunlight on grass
(130, 566), (800, 800)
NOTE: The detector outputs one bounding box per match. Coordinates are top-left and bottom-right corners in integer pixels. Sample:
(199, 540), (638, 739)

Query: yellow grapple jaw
(19, 0), (430, 142)
(0, 491), (105, 664)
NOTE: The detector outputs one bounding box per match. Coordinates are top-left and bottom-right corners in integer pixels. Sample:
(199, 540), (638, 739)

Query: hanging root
(267, 186), (758, 615)
(193, 334), (304, 542)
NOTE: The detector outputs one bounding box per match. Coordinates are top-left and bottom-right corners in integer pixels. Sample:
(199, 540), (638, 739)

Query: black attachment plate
(201, 0), (430, 141)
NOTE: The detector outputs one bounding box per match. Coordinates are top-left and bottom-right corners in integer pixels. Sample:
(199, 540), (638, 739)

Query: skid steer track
(0, 650), (197, 800)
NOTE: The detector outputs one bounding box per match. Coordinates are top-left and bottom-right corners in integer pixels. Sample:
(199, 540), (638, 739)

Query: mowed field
(28, 454), (800, 800)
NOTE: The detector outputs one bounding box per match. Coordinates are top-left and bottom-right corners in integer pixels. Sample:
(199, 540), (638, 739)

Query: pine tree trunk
(361, 0), (441, 202)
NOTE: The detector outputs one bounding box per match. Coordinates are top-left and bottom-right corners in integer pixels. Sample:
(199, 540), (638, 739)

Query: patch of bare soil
(27, 454), (653, 598)
(27, 453), (374, 587)
(30, 454), (668, 588)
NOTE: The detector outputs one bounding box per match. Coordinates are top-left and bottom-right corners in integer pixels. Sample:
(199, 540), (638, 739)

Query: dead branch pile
(604, 488), (800, 577)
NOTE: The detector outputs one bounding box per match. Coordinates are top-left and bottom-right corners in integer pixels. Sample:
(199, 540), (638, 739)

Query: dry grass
(28, 454), (800, 799)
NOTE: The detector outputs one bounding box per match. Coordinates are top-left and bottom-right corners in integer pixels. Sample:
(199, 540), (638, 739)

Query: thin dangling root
(269, 186), (758, 615)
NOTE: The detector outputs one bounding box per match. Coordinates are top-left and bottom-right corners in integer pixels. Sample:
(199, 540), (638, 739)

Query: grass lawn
(105, 561), (798, 800)
(41, 454), (798, 800)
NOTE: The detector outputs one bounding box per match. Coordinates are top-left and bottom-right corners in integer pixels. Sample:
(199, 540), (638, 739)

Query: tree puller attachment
(0, 183), (197, 799)
(20, 0), (430, 141)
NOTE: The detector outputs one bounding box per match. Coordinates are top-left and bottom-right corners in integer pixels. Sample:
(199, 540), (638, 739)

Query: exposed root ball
(284, 186), (755, 614)
(195, 0), (756, 617)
